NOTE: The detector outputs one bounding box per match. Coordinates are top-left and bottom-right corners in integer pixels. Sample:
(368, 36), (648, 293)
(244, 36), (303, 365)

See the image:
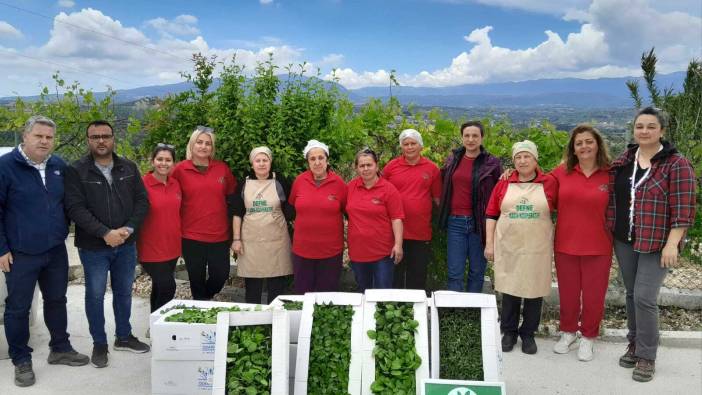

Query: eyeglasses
(357, 146), (378, 162)
(196, 125), (214, 134)
(88, 134), (114, 141)
(156, 143), (175, 149)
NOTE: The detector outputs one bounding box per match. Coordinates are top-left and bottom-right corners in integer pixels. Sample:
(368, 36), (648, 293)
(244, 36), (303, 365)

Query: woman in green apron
(484, 140), (557, 355)
(231, 146), (294, 304)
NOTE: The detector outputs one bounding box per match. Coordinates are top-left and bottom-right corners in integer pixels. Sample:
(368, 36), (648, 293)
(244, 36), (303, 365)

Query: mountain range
(0, 72), (686, 108)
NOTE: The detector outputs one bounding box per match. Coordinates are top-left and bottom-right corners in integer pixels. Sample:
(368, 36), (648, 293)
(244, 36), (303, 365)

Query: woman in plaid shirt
(607, 106), (696, 383)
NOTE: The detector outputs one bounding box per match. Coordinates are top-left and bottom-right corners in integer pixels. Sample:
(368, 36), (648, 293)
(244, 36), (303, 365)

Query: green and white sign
(422, 379), (506, 395)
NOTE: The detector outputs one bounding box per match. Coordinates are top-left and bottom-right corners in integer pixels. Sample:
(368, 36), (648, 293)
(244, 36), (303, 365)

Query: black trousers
(244, 276), (289, 304)
(140, 258), (178, 313)
(393, 239), (431, 290)
(181, 239), (231, 300)
(500, 293), (543, 339)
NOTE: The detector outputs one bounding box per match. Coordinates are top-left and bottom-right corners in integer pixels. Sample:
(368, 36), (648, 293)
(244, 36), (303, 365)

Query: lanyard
(628, 145), (662, 240)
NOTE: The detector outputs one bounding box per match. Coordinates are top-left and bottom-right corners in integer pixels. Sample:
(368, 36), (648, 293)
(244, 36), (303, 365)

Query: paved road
(1, 285), (700, 395)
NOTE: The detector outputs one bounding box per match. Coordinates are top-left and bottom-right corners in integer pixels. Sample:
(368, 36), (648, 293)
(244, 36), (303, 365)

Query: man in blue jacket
(0, 116), (89, 387)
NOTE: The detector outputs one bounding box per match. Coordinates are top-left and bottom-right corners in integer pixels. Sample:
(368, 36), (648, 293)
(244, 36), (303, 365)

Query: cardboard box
(152, 303), (258, 361)
(293, 292), (364, 395)
(212, 310), (290, 395)
(149, 299), (260, 330)
(269, 294), (311, 344)
(430, 291), (503, 382)
(361, 289), (430, 395)
(151, 359), (215, 395)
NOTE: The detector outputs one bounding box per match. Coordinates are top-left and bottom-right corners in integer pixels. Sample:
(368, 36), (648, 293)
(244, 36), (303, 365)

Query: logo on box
(200, 330), (216, 353)
(197, 366), (214, 390)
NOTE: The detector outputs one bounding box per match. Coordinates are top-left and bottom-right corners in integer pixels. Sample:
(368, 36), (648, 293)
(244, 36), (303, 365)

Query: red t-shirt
(137, 172), (182, 262)
(551, 164), (612, 255)
(289, 170), (347, 259)
(346, 177), (405, 263)
(485, 170), (557, 217)
(382, 156), (441, 240)
(171, 159), (237, 243)
(450, 156), (474, 216)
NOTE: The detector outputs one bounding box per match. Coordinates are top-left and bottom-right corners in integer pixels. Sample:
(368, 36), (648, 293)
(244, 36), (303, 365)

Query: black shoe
(91, 344), (109, 368)
(521, 336), (538, 354)
(619, 342), (637, 368)
(501, 332), (518, 352)
(47, 349), (90, 366)
(114, 334), (150, 354)
(14, 361), (35, 387)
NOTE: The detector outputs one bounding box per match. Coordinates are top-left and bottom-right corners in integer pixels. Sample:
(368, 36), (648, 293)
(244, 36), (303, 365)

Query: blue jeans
(350, 257), (394, 292)
(446, 215), (486, 293)
(3, 244), (72, 365)
(79, 243), (137, 345)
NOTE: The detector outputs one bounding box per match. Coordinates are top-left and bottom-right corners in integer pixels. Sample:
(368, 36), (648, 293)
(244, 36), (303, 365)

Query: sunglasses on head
(156, 143), (175, 149)
(196, 125), (214, 134)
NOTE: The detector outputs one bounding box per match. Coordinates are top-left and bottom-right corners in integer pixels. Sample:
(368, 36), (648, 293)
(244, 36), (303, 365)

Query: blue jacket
(0, 147), (69, 255)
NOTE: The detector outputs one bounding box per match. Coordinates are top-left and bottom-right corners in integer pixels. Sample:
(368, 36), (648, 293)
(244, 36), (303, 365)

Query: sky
(0, 0), (700, 96)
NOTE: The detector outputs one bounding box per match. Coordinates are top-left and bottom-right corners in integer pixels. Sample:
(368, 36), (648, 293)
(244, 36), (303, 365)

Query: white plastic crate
(212, 309), (290, 395)
(269, 294), (311, 344)
(430, 291), (503, 381)
(361, 289), (430, 395)
(151, 359), (214, 395)
(152, 303), (257, 361)
(293, 292), (364, 395)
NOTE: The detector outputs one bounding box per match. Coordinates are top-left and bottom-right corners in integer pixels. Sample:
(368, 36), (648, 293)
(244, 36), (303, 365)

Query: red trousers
(555, 252), (612, 338)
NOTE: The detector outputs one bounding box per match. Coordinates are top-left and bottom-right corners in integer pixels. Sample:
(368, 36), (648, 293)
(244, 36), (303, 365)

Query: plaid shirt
(606, 143), (697, 253)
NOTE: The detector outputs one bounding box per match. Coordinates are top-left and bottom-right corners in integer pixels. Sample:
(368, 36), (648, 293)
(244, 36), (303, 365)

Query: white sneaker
(578, 337), (594, 361)
(553, 332), (577, 354)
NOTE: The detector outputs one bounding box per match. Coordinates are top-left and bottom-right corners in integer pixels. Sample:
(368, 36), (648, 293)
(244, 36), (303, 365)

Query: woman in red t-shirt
(289, 140), (347, 293)
(346, 148), (405, 292)
(137, 144), (181, 312)
(170, 127), (236, 301)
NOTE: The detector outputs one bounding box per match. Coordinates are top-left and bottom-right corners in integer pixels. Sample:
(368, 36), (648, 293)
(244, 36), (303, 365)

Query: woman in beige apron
(231, 146), (294, 304)
(484, 140), (557, 355)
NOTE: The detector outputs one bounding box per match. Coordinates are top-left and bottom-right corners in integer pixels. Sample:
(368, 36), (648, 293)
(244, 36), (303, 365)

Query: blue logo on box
(197, 366), (213, 390)
(201, 330), (216, 353)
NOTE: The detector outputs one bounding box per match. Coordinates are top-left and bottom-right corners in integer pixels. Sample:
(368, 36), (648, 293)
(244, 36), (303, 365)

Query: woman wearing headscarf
(607, 107), (696, 382)
(231, 146), (294, 304)
(382, 129), (441, 289)
(171, 126), (236, 300)
(484, 140), (557, 355)
(289, 140), (347, 293)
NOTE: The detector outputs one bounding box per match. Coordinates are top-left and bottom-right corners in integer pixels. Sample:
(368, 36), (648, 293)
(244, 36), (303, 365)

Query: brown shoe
(619, 342), (637, 368)
(633, 358), (655, 382)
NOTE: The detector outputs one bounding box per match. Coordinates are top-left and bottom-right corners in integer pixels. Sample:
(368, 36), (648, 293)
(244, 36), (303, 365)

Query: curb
(601, 328), (702, 348)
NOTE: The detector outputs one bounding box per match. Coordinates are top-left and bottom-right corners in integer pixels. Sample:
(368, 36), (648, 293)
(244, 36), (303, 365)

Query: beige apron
(236, 175), (293, 278)
(493, 182), (553, 298)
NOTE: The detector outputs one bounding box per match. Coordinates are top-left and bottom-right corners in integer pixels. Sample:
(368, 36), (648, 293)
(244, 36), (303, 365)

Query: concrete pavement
(1, 284), (700, 395)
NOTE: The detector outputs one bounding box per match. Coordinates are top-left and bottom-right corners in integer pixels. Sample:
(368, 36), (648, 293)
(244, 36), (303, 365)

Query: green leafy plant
(438, 307), (483, 380)
(226, 324), (272, 395)
(367, 302), (421, 395)
(280, 300), (304, 311)
(307, 303), (354, 395)
(165, 306), (242, 324)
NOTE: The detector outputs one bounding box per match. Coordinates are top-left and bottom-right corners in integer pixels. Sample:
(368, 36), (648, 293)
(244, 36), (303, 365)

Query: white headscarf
(249, 146), (273, 163)
(302, 139), (330, 158)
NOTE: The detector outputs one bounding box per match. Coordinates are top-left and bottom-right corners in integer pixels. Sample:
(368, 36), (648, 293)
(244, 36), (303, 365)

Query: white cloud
(260, 0), (274, 4)
(57, 0), (75, 8)
(0, 21), (23, 39)
(319, 53), (344, 67)
(146, 14), (200, 37)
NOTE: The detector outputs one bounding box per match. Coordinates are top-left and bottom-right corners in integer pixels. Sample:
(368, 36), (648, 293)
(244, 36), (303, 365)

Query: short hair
(151, 144), (176, 161)
(460, 120), (484, 137)
(185, 127), (216, 160)
(86, 120), (114, 136)
(354, 147), (378, 167)
(564, 124), (611, 173)
(634, 106), (668, 130)
(24, 115), (56, 135)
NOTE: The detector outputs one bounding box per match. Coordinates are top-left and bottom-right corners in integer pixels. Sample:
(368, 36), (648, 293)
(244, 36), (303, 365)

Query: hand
(116, 227), (131, 239)
(660, 243), (679, 268)
(231, 240), (243, 256)
(499, 168), (514, 181)
(390, 244), (403, 264)
(484, 245), (494, 261)
(103, 230), (125, 247)
(0, 252), (13, 273)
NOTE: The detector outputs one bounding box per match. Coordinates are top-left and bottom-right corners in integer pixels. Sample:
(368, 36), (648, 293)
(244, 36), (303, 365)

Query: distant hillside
(0, 71), (685, 108)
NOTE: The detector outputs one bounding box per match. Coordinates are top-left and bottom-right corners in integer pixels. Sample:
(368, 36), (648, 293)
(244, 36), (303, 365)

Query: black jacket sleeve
(126, 162), (149, 232)
(278, 176), (296, 222)
(232, 179), (246, 218)
(64, 165), (111, 238)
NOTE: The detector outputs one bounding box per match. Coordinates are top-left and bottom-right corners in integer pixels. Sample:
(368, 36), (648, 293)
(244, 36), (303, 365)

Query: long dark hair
(564, 124), (611, 172)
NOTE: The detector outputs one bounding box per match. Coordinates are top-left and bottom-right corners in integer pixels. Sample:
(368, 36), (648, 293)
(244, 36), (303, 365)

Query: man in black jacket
(64, 120), (150, 368)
